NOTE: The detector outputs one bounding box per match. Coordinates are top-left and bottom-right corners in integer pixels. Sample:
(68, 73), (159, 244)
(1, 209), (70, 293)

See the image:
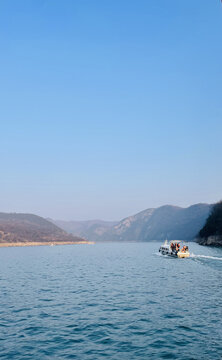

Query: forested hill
(0, 212), (85, 245)
(197, 201), (222, 246)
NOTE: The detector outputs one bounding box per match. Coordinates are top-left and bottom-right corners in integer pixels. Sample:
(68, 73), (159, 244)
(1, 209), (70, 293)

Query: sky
(0, 0), (222, 221)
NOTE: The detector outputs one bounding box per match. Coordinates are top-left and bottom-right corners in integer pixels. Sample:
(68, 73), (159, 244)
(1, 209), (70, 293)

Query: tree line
(199, 201), (222, 238)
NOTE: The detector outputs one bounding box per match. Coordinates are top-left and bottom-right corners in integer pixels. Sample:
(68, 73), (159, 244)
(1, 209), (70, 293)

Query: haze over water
(1, 242), (222, 359)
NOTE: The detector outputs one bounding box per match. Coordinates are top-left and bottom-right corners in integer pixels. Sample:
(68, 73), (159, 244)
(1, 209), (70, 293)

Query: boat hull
(177, 251), (190, 258)
(159, 246), (190, 258)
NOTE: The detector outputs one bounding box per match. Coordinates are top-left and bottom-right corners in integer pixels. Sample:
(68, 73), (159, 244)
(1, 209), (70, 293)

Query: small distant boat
(159, 240), (190, 258)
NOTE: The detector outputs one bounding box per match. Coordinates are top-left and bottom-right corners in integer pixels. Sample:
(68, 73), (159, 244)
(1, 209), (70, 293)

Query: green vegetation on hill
(199, 201), (222, 239)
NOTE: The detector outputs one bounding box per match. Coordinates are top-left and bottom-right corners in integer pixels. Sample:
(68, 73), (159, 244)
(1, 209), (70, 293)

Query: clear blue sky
(0, 0), (221, 220)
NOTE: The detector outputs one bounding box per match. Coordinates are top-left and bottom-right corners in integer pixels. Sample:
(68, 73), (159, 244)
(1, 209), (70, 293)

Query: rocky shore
(197, 236), (222, 247)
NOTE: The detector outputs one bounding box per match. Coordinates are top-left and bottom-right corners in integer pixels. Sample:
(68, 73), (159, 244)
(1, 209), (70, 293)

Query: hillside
(0, 212), (86, 245)
(197, 201), (222, 246)
(50, 219), (117, 242)
(54, 203), (211, 242)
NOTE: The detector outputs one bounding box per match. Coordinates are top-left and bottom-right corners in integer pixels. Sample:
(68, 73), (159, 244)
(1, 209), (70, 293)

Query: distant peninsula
(197, 201), (222, 246)
(0, 213), (89, 247)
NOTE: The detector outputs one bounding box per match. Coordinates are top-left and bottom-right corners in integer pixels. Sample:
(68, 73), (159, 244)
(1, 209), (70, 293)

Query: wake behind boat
(159, 240), (190, 258)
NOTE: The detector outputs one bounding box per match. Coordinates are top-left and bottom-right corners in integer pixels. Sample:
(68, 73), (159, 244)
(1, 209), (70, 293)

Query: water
(0, 242), (222, 360)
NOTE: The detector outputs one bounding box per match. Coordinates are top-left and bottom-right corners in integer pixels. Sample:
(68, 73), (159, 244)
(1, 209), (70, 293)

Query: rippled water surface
(0, 242), (222, 359)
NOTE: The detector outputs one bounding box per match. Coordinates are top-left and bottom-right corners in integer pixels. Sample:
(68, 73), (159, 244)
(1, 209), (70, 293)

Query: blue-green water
(0, 242), (222, 359)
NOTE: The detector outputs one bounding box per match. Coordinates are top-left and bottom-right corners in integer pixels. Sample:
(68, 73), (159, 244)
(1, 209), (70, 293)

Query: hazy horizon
(0, 201), (213, 223)
(1, 0), (222, 221)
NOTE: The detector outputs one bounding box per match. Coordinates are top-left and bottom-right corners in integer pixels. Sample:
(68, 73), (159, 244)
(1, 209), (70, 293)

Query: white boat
(159, 240), (190, 258)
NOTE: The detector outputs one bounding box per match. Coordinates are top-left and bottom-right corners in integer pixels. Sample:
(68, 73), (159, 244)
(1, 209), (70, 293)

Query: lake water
(0, 242), (222, 359)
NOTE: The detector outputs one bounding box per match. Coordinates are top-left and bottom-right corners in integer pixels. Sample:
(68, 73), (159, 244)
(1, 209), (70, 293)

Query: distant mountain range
(0, 213), (85, 245)
(0, 203), (212, 245)
(49, 219), (117, 242)
(52, 203), (211, 242)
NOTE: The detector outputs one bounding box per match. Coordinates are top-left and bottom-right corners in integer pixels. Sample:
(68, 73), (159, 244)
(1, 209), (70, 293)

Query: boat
(159, 240), (190, 258)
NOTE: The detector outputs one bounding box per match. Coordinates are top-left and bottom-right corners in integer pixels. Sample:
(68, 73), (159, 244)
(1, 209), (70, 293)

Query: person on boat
(181, 246), (186, 253)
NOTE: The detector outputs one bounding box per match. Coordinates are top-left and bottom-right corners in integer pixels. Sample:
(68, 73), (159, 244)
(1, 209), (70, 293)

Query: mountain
(53, 203), (211, 242)
(0, 212), (86, 245)
(197, 201), (222, 246)
(49, 219), (117, 242)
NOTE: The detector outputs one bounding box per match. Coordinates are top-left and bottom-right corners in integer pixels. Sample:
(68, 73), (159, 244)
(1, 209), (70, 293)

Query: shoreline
(0, 241), (94, 248)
